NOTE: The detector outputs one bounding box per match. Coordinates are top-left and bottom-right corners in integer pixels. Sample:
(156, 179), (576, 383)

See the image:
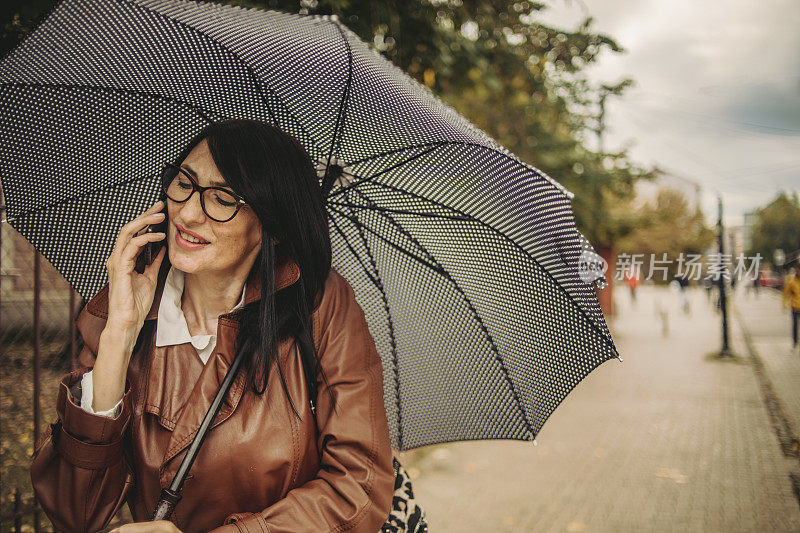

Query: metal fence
(0, 214), (131, 532)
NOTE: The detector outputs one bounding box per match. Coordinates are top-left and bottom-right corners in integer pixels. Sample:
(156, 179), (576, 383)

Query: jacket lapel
(155, 253), (300, 468)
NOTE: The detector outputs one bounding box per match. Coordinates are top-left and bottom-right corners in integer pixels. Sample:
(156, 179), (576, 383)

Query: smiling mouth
(177, 229), (210, 244)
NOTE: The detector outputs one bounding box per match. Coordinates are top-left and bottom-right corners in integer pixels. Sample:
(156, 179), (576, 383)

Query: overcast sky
(533, 0), (800, 226)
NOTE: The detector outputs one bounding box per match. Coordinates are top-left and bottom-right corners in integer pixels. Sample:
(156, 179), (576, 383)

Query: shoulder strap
(297, 341), (317, 418)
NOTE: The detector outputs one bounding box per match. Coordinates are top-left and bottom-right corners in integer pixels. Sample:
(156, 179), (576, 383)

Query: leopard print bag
(380, 456), (429, 532)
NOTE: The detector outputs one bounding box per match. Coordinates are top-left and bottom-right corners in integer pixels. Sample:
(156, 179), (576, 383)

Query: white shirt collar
(155, 265), (247, 351)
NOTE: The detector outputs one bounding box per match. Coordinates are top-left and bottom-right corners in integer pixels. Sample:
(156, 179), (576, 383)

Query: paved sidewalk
(400, 285), (800, 532)
(732, 286), (800, 452)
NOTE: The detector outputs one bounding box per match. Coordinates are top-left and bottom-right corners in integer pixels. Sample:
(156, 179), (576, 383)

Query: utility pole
(593, 80), (632, 154)
(597, 92), (607, 154)
(717, 195), (732, 357)
(589, 80), (632, 317)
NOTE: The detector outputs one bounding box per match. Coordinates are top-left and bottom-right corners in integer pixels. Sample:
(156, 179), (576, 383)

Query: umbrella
(0, 0), (621, 459)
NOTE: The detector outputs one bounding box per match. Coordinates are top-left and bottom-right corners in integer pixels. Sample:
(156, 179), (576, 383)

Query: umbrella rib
(328, 145), (619, 358)
(346, 140), (463, 167)
(327, 203), (444, 275)
(117, 0), (320, 154)
(327, 201), (474, 221)
(326, 143), (442, 200)
(344, 186), (538, 439)
(321, 20), (354, 180)
(343, 188), (474, 287)
(330, 179), (620, 359)
(328, 199), (536, 441)
(328, 140), (573, 200)
(328, 211), (381, 288)
(327, 206), (404, 449)
(340, 193), (405, 447)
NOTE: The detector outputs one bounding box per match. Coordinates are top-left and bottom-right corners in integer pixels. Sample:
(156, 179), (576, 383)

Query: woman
(30, 119), (395, 532)
(783, 263), (800, 354)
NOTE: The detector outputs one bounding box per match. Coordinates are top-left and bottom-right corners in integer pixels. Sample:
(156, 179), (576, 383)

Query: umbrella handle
(151, 487), (182, 521)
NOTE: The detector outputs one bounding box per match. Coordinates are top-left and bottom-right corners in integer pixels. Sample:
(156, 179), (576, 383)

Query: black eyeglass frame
(161, 162), (247, 222)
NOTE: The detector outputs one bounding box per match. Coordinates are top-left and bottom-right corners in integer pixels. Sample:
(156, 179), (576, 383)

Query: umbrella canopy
(0, 0), (620, 451)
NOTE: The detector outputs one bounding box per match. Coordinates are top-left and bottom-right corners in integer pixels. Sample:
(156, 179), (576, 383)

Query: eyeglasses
(160, 163), (247, 222)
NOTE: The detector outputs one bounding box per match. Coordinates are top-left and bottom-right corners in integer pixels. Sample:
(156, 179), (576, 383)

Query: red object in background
(595, 245), (616, 317)
(762, 271), (784, 290)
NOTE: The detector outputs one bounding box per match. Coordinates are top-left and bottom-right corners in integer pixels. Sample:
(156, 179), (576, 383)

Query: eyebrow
(181, 164), (231, 188)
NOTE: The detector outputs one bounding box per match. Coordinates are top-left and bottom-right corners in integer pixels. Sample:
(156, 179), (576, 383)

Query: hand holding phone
(106, 202), (167, 330)
(134, 205), (168, 274)
(137, 221), (168, 273)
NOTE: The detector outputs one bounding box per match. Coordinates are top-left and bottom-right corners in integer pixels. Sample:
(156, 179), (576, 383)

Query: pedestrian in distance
(783, 263), (800, 355)
(751, 273), (761, 297)
(624, 267), (640, 304)
(674, 273), (690, 314)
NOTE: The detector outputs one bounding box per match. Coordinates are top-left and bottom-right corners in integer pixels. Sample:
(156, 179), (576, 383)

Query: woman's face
(166, 139), (263, 275)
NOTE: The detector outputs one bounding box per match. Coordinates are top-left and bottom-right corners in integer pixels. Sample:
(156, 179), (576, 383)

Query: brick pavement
(399, 285), (800, 532)
(733, 285), (800, 449)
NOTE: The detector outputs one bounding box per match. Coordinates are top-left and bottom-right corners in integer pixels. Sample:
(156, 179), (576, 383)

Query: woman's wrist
(101, 322), (140, 354)
(91, 326), (138, 412)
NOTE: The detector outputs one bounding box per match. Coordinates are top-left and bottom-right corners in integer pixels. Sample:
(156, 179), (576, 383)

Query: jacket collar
(84, 250), (300, 322)
(154, 264), (247, 352)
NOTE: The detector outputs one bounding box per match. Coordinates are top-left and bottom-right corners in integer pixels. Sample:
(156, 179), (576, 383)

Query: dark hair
(135, 118), (334, 422)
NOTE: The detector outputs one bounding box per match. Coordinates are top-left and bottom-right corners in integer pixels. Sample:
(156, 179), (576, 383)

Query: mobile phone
(134, 203), (168, 274)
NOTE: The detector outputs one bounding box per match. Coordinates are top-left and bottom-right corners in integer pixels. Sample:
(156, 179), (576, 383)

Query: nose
(177, 188), (207, 224)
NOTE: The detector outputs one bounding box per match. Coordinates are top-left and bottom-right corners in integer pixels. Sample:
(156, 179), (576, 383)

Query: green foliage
(1, 0), (59, 58)
(746, 191), (800, 268)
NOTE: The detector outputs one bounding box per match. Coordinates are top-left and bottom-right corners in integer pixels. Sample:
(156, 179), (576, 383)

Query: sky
(533, 0), (800, 227)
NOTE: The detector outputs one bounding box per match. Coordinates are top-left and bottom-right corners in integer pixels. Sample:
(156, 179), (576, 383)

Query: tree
(616, 187), (715, 283)
(747, 191), (800, 269)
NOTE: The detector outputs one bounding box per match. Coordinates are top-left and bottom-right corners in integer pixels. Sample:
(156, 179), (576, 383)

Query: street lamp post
(717, 195), (732, 357)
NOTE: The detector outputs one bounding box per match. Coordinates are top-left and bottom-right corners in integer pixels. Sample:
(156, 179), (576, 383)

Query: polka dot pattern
(0, 0), (619, 451)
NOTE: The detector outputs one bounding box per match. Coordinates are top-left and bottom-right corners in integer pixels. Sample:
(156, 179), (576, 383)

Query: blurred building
(726, 225), (744, 258)
(1, 187), (77, 337)
(742, 209), (758, 252)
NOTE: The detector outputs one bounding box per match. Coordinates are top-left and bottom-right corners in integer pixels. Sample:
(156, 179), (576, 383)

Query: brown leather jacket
(30, 253), (395, 532)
